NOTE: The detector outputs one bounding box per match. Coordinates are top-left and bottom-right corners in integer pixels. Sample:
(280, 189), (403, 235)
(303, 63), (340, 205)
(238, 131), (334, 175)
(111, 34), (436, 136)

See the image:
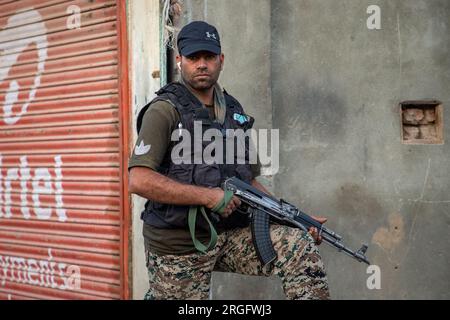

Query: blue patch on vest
(233, 113), (250, 125)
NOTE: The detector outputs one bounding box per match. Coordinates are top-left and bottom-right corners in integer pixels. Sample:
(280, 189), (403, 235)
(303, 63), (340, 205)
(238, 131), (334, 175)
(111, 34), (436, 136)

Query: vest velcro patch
(233, 113), (250, 125)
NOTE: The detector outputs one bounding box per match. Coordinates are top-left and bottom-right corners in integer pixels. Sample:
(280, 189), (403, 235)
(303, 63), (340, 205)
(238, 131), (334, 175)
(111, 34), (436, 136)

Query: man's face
(177, 51), (224, 91)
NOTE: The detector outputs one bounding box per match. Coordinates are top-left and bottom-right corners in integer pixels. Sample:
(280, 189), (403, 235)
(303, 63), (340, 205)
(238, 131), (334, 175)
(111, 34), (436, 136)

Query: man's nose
(196, 57), (208, 69)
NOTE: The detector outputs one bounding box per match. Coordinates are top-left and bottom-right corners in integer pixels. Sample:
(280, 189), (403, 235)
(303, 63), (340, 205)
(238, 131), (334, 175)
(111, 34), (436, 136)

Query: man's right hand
(205, 188), (241, 219)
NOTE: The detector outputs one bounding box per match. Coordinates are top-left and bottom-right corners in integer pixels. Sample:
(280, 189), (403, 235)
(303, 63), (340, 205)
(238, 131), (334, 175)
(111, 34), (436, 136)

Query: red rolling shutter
(0, 0), (129, 300)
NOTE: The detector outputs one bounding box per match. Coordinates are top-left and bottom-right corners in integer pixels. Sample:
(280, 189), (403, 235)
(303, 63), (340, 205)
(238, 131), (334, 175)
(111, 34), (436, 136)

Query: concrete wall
(127, 0), (161, 300)
(271, 0), (450, 300)
(182, 0), (450, 300)
(131, 0), (449, 299)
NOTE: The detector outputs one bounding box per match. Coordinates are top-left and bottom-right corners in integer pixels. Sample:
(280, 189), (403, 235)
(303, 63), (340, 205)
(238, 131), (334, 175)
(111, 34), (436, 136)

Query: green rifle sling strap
(188, 206), (217, 254)
(188, 190), (234, 253)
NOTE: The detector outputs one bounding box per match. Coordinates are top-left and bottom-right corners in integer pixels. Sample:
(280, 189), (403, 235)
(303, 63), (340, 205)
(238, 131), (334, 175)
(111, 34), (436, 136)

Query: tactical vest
(137, 82), (255, 232)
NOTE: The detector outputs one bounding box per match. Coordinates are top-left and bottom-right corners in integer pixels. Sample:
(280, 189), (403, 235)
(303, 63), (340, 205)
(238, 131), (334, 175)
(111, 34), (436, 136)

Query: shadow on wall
(276, 78), (348, 146)
(272, 79), (349, 172)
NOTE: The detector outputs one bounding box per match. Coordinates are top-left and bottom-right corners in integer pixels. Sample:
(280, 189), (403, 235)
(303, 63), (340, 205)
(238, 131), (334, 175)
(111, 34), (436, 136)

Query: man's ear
(176, 55), (182, 71)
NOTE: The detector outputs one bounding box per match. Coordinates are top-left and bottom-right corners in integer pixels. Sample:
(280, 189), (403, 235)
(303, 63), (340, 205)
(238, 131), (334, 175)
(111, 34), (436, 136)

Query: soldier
(128, 21), (330, 300)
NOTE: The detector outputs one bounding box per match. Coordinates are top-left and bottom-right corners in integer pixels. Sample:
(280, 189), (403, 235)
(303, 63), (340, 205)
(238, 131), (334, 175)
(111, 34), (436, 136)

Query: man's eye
(187, 55), (199, 61)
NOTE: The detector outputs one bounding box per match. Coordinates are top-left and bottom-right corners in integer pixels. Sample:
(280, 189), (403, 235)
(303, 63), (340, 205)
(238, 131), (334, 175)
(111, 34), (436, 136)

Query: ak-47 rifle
(222, 177), (371, 267)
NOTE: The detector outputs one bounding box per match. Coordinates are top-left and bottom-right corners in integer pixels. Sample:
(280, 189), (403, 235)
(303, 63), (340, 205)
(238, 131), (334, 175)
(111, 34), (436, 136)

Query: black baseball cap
(177, 21), (221, 57)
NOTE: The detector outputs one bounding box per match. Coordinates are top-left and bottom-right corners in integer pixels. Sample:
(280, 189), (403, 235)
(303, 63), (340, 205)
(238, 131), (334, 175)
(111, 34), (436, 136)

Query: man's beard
(189, 79), (214, 90)
(184, 73), (219, 91)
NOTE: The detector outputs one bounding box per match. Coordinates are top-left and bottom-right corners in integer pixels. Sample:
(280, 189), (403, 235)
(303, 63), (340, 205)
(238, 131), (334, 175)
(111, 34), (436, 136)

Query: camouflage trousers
(144, 224), (330, 300)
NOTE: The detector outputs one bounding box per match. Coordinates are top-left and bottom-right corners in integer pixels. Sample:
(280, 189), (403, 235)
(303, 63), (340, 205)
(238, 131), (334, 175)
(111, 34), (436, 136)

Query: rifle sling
(188, 190), (234, 253)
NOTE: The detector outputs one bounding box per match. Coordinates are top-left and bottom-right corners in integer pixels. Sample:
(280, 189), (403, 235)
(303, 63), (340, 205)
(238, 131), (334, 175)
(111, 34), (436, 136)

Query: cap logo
(206, 31), (217, 40)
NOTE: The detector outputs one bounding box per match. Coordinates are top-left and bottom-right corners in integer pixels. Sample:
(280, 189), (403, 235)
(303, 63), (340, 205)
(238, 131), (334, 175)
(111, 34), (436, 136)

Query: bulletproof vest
(137, 82), (255, 232)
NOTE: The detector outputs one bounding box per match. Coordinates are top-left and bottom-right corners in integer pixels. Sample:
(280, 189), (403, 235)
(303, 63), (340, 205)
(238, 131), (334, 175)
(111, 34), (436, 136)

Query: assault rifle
(222, 177), (371, 266)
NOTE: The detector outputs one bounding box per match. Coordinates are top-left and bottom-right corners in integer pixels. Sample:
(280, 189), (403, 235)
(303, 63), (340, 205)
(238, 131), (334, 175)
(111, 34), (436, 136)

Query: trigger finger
(317, 236), (322, 245)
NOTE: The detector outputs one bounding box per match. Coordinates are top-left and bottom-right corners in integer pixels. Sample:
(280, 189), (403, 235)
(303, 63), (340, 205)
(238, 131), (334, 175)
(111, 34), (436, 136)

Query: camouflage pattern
(144, 224), (330, 300)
